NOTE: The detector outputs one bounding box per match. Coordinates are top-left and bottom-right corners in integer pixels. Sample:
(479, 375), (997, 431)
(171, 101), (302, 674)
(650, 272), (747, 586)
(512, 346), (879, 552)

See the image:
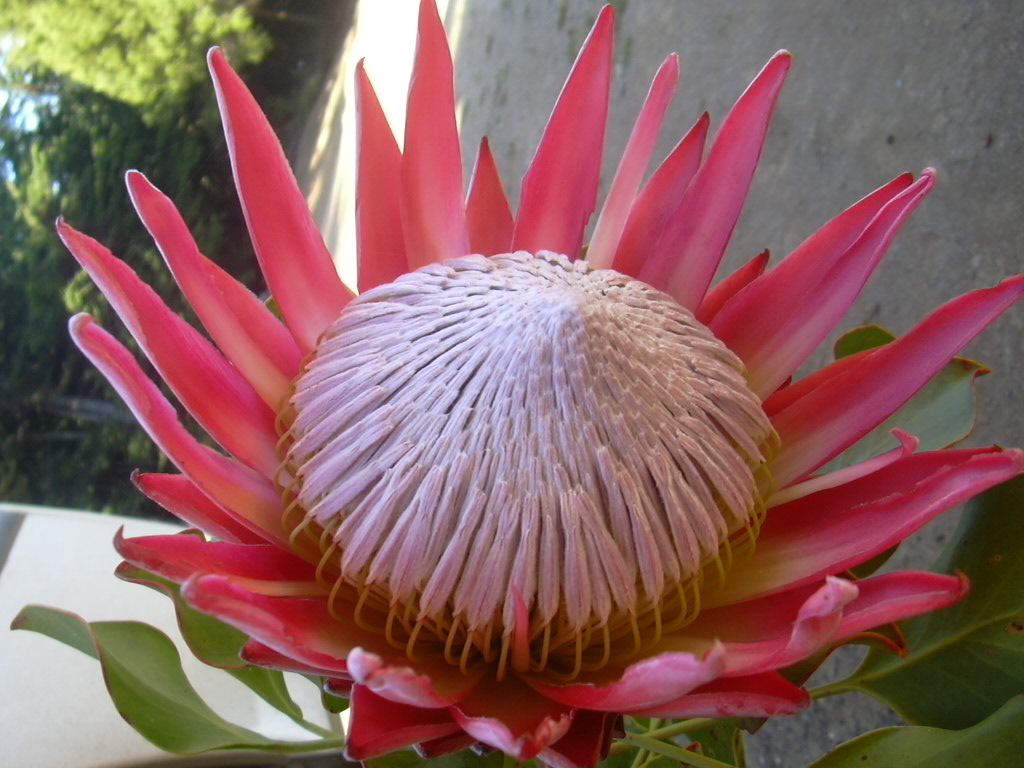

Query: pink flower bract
(59, 2), (1023, 765)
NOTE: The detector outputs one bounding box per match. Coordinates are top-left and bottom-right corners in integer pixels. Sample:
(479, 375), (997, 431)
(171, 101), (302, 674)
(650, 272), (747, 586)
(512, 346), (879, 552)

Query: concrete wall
(448, 2), (1022, 764)
(296, 2), (1023, 763)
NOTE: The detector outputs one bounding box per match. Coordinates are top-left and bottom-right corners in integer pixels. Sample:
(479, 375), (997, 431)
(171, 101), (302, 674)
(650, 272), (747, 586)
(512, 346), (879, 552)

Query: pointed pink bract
(639, 52), (792, 308)
(612, 112), (709, 278)
(772, 275), (1024, 484)
(59, 222), (280, 477)
(115, 529), (315, 586)
(400, 0), (469, 268)
(346, 647), (481, 708)
(512, 6), (614, 259)
(466, 138), (514, 256)
(637, 673), (810, 718)
(527, 645), (726, 712)
(714, 171), (929, 397)
(182, 573), (363, 674)
(132, 472), (265, 545)
(708, 448), (1023, 606)
(355, 62), (408, 292)
(125, 171), (301, 408)
(696, 249), (770, 325)
(450, 678), (575, 760)
(347, 685), (462, 761)
(538, 711), (619, 768)
(69, 314), (288, 545)
(832, 571), (969, 643)
(587, 54), (680, 269)
(207, 48), (352, 353)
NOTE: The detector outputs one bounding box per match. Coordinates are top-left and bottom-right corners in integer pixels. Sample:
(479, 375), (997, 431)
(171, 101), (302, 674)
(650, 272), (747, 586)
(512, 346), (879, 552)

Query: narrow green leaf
(116, 563), (331, 735)
(12, 604), (340, 754)
(825, 325), (988, 471)
(806, 695), (1024, 767)
(621, 735), (736, 768)
(827, 476), (1024, 727)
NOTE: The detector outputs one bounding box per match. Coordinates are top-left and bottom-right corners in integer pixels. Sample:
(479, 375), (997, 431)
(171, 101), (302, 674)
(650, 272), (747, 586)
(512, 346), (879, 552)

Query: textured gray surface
(295, 1), (1023, 764)
(448, 1), (1022, 765)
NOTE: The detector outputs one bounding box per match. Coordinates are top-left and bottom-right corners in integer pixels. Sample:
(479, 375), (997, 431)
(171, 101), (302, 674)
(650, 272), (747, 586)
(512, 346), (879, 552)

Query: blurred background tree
(0, 0), (352, 517)
(1, 0), (270, 120)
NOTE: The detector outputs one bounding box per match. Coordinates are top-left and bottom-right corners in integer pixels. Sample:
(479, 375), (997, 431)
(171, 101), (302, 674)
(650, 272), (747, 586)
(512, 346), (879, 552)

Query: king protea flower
(57, 1), (1022, 765)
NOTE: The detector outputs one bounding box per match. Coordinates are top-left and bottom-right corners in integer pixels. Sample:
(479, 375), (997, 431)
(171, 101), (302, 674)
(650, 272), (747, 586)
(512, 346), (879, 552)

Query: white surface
(0, 505), (332, 768)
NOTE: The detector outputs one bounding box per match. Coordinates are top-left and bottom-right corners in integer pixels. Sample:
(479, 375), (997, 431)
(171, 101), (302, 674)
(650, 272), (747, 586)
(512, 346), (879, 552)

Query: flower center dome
(278, 252), (775, 679)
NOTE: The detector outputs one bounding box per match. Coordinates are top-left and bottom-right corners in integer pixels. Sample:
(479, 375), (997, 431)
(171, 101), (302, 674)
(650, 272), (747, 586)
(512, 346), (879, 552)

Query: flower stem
(628, 718), (662, 768)
(610, 717), (724, 756)
(809, 681), (849, 699)
(621, 735), (737, 768)
(643, 717), (721, 741)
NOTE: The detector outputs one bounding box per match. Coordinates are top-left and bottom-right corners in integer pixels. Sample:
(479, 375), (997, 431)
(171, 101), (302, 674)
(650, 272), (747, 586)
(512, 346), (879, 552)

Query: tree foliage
(1, 0), (352, 517)
(0, 2), (301, 516)
(0, 79), (261, 515)
(1, 0), (270, 120)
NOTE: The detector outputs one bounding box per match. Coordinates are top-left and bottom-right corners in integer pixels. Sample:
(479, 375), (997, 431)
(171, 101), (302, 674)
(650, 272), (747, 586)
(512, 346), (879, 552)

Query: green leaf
(833, 325), (895, 358)
(825, 326), (988, 471)
(12, 605), (341, 754)
(117, 562), (250, 669)
(115, 564), (334, 736)
(822, 476), (1024, 727)
(367, 750), (506, 768)
(320, 685), (351, 714)
(265, 295), (284, 321)
(846, 545), (899, 579)
(685, 722), (745, 767)
(806, 695), (1024, 767)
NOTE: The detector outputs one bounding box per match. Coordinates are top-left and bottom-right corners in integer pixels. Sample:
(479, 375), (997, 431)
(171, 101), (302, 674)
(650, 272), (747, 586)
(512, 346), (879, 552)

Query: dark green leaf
(825, 326), (988, 471)
(846, 545), (899, 579)
(833, 325), (895, 358)
(367, 749), (506, 768)
(806, 695), (1024, 767)
(685, 722), (745, 766)
(320, 685), (350, 714)
(116, 563), (332, 735)
(12, 604), (341, 754)
(825, 476), (1024, 727)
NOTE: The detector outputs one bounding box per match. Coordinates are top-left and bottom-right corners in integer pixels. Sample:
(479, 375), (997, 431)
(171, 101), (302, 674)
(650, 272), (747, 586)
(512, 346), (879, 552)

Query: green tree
(1, 0), (270, 120)
(0, 73), (260, 516)
(0, 0), (349, 516)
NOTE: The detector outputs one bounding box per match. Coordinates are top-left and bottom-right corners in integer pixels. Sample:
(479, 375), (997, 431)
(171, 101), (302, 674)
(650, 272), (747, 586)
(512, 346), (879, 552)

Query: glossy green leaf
(823, 476), (1024, 727)
(12, 604), (341, 754)
(116, 563), (331, 735)
(806, 695), (1024, 767)
(825, 325), (988, 471)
